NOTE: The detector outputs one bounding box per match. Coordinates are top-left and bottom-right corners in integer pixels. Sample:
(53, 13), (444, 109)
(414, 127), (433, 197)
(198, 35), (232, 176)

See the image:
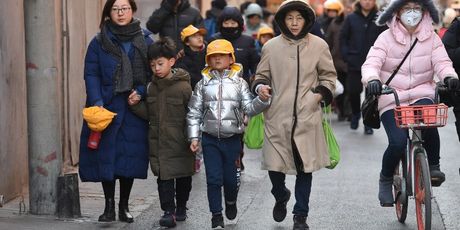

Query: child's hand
(190, 140), (200, 153)
(128, 90), (141, 105)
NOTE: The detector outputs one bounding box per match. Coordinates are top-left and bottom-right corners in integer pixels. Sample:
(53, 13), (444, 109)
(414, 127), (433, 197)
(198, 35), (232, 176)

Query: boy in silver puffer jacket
(187, 39), (269, 228)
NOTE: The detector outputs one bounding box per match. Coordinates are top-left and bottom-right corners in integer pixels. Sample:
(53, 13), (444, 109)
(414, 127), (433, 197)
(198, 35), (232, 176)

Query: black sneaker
(175, 207), (187, 221)
(293, 215), (309, 230)
(429, 164), (446, 187)
(364, 126), (374, 135)
(225, 201), (237, 220)
(211, 213), (224, 228)
(273, 188), (291, 222)
(159, 211), (176, 228)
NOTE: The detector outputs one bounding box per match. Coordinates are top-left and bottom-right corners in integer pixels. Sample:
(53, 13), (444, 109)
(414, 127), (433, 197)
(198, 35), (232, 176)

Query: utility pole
(24, 0), (63, 215)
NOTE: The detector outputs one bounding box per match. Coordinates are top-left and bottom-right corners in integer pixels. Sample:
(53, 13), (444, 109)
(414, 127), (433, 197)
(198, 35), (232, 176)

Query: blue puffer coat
(79, 29), (153, 182)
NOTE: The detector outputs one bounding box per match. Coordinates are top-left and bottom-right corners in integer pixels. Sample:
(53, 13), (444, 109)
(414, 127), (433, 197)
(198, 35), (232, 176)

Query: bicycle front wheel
(394, 158), (408, 223)
(414, 151), (431, 230)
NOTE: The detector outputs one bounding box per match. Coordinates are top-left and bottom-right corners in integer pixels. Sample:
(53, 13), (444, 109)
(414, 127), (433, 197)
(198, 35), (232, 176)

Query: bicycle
(380, 86), (448, 230)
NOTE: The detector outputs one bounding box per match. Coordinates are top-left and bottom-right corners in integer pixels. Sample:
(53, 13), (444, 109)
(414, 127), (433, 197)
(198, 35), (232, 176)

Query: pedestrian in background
(243, 3), (269, 39)
(324, 0), (350, 121)
(79, 0), (152, 223)
(175, 24), (208, 173)
(204, 0), (227, 41)
(362, 0), (458, 206)
(252, 0), (336, 229)
(146, 0), (203, 51)
(187, 39), (270, 229)
(255, 26), (275, 56)
(340, 0), (386, 134)
(129, 37), (194, 228)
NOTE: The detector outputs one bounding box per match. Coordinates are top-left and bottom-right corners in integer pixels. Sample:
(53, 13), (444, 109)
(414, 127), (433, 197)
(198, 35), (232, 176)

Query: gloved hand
(444, 77), (460, 92)
(161, 0), (177, 12)
(367, 80), (382, 96)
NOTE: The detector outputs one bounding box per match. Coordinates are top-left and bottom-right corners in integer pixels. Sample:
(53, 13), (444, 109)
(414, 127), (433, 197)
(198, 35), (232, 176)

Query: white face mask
(400, 10), (423, 27)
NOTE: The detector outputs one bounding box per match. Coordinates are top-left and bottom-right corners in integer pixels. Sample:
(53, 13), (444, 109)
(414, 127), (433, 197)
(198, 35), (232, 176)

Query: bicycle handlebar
(380, 83), (447, 106)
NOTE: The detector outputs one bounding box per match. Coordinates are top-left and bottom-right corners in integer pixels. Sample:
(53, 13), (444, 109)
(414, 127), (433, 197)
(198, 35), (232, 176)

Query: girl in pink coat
(361, 0), (459, 207)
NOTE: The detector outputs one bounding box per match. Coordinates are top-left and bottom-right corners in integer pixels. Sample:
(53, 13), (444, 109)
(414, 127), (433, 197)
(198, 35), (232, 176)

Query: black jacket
(146, 0), (203, 51)
(442, 18), (460, 75)
(340, 4), (386, 72)
(175, 45), (206, 89)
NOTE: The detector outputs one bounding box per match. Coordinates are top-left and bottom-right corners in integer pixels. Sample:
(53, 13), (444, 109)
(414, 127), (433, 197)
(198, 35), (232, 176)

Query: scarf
(99, 19), (148, 94)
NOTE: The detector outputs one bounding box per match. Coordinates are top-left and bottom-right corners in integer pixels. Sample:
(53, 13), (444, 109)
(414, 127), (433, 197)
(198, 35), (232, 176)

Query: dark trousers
(269, 171), (312, 217)
(157, 176), (192, 213)
(380, 98), (440, 177)
(101, 176), (134, 202)
(346, 70), (364, 115)
(202, 133), (242, 214)
(335, 70), (350, 117)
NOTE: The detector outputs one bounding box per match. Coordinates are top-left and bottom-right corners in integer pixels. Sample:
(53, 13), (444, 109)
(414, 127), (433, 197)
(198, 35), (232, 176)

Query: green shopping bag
(322, 106), (340, 169)
(243, 113), (264, 149)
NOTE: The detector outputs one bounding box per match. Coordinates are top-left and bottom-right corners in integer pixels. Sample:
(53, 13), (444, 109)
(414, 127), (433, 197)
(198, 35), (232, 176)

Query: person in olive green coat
(129, 37), (194, 228)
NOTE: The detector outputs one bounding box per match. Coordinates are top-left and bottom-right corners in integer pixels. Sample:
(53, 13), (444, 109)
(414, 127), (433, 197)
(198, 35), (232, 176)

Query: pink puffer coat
(362, 12), (457, 115)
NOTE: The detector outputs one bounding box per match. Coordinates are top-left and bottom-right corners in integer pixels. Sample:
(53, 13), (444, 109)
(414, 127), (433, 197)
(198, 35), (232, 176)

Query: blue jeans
(380, 98), (440, 177)
(269, 171), (312, 217)
(202, 133), (242, 214)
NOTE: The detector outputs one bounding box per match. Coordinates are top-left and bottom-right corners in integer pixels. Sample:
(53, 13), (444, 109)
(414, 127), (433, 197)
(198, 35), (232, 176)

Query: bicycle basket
(394, 104), (448, 129)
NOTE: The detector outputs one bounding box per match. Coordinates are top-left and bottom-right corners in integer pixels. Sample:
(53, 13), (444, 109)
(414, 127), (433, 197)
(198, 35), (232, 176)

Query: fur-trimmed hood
(376, 0), (440, 26)
(274, 0), (315, 40)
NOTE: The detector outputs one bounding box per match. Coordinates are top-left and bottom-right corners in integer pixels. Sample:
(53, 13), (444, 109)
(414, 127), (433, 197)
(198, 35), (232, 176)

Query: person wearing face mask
(362, 0), (459, 207)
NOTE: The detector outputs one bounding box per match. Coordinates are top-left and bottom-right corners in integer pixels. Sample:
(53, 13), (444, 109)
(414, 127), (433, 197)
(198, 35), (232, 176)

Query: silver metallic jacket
(187, 63), (269, 140)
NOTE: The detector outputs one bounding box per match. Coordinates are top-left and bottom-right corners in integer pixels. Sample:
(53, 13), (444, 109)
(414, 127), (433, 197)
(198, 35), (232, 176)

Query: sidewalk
(0, 171), (157, 230)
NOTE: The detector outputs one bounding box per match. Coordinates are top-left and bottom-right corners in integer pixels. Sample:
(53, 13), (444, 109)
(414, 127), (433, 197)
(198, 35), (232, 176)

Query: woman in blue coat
(79, 0), (152, 223)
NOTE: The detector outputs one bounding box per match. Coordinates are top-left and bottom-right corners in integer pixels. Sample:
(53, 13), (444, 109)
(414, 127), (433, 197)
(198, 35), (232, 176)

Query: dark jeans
(157, 176), (192, 213)
(202, 133), (242, 214)
(268, 171), (312, 217)
(380, 98), (440, 177)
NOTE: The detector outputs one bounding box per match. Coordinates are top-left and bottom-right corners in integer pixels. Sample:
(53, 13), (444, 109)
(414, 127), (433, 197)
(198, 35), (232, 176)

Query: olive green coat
(130, 68), (194, 180)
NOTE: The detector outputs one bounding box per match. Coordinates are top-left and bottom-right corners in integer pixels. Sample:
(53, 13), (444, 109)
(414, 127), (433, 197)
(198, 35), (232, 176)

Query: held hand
(176, 49), (185, 60)
(444, 77), (460, 92)
(190, 140), (200, 153)
(367, 80), (382, 96)
(258, 85), (272, 101)
(128, 90), (141, 106)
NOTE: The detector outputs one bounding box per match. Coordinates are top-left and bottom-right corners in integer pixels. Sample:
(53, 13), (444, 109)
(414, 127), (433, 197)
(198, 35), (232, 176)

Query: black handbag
(362, 38), (418, 129)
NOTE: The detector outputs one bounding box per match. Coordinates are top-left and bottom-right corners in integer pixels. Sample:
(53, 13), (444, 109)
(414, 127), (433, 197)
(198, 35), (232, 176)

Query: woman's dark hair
(148, 37), (177, 60)
(99, 0), (138, 29)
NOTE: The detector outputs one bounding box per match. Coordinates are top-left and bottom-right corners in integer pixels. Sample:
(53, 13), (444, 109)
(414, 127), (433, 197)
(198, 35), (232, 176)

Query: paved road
(124, 111), (460, 230)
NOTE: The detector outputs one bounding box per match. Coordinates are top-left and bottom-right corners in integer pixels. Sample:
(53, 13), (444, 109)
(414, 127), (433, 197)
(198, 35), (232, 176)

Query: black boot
(293, 215), (309, 230)
(273, 188), (291, 222)
(118, 199), (134, 223)
(98, 198), (115, 222)
(378, 173), (394, 207)
(429, 164), (446, 187)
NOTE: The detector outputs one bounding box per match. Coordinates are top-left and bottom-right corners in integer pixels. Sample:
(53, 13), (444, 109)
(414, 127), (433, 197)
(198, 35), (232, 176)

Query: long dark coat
(79, 30), (153, 182)
(130, 68), (195, 180)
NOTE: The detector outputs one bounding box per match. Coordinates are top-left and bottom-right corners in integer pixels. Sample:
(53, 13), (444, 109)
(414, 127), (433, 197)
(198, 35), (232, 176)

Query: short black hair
(148, 37), (177, 60)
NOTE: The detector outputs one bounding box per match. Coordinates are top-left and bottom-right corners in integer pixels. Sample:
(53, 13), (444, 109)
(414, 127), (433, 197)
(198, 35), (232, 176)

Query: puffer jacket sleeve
(361, 33), (387, 86)
(84, 38), (103, 106)
(130, 101), (148, 120)
(240, 78), (270, 116)
(432, 34), (458, 81)
(187, 80), (204, 140)
(251, 44), (272, 94)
